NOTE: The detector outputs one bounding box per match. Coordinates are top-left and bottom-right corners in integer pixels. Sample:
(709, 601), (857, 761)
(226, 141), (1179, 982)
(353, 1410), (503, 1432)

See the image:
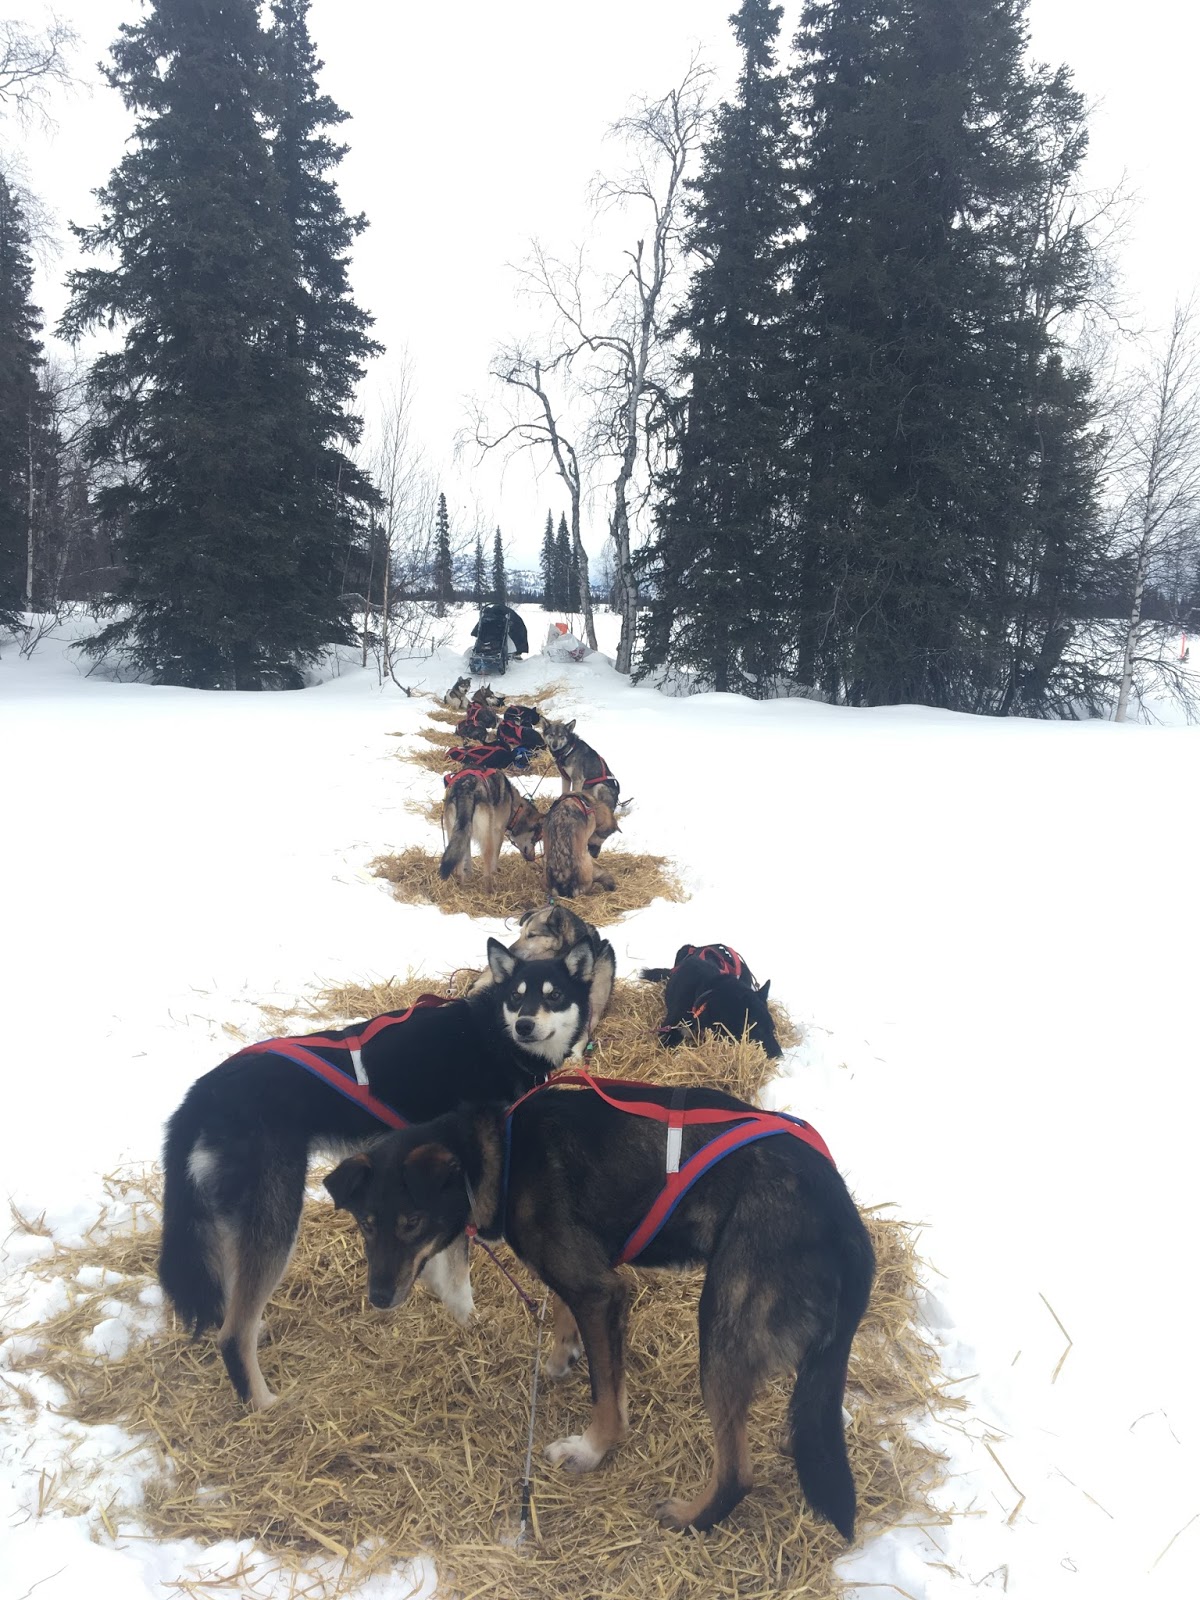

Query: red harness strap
(680, 943), (749, 981)
(236, 995), (450, 1128)
(444, 765), (495, 789)
(506, 1068), (833, 1265)
(557, 793), (593, 820)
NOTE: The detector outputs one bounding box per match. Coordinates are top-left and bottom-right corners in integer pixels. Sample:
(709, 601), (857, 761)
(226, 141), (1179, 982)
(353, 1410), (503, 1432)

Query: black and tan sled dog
(158, 939), (597, 1409)
(642, 944), (782, 1059)
(543, 793), (620, 897)
(439, 768), (542, 881)
(326, 1078), (874, 1537)
(470, 902), (616, 1039)
(541, 717), (621, 810)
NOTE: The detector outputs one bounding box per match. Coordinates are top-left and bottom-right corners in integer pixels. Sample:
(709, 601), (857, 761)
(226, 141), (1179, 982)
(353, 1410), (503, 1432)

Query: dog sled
(468, 604), (528, 675)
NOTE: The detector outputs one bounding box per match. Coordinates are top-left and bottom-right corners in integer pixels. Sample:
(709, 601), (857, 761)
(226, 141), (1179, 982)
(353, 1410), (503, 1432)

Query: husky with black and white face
(485, 936), (595, 1064)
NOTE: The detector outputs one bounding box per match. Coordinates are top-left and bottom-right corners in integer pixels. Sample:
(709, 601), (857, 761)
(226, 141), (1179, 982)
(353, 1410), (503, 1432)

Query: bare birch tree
(0, 14), (77, 129)
(365, 364), (451, 679)
(469, 348), (597, 649)
(513, 65), (708, 673)
(1112, 300), (1200, 721)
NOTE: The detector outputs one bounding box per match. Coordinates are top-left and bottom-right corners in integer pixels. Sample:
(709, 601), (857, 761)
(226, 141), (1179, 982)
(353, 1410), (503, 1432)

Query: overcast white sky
(5, 0), (1199, 567)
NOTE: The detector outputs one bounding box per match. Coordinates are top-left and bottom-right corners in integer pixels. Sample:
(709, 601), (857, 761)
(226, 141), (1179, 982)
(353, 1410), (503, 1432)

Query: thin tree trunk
(381, 537), (392, 681)
(25, 405), (36, 610)
(1114, 542), (1149, 721)
(569, 490), (596, 649)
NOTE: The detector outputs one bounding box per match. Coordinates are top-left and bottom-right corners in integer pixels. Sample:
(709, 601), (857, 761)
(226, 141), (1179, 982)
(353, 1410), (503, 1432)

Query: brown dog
(439, 770), (542, 881)
(543, 793), (619, 898)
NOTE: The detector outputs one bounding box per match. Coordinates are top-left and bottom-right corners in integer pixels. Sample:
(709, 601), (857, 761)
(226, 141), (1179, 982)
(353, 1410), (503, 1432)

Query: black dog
(642, 945), (781, 1059)
(158, 939), (596, 1409)
(326, 1080), (874, 1537)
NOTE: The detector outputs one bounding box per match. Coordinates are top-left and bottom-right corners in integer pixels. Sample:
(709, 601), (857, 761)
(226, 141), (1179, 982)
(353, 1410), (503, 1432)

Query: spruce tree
(554, 513), (573, 611)
(62, 0), (366, 687)
(492, 526), (507, 607)
(788, 0), (1102, 709)
(472, 531), (486, 605)
(0, 173), (45, 627)
(433, 492), (453, 615)
(639, 0), (794, 694)
(266, 0), (382, 587)
(540, 510), (556, 609)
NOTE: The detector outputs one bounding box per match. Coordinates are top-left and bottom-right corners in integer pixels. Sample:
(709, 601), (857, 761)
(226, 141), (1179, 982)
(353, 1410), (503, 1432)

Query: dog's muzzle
(515, 1016), (536, 1040)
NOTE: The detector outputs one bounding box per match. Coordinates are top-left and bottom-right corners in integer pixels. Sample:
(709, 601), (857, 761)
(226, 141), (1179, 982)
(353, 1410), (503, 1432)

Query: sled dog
(157, 939), (595, 1409)
(443, 676), (472, 710)
(455, 703), (501, 739)
(470, 902), (616, 1037)
(326, 1079), (874, 1536)
(642, 947), (781, 1059)
(491, 704), (545, 751)
(470, 684), (505, 708)
(541, 718), (621, 809)
(439, 769), (542, 881)
(543, 793), (619, 898)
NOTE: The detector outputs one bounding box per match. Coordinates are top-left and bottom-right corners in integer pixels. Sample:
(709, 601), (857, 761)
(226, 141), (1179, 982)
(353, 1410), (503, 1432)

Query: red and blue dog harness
(245, 1024), (830, 1273)
(503, 1068), (833, 1265)
(234, 996), (451, 1127)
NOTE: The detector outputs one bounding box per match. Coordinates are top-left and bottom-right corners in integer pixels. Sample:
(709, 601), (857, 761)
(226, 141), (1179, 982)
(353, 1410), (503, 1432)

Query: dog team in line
(155, 675), (876, 1542)
(439, 680), (622, 900)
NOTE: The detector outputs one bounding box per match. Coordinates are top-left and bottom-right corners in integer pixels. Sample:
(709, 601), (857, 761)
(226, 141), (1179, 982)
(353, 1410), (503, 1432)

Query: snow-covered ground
(2, 605), (1197, 1599)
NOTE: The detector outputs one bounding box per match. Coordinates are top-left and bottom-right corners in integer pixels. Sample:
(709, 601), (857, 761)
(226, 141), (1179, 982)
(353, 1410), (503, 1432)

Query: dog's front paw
(442, 1289), (474, 1327)
(544, 1434), (605, 1473)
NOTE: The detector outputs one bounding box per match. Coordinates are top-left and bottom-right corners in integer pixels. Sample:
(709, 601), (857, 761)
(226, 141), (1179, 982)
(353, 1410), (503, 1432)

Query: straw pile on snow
(371, 844), (684, 923)
(7, 973), (957, 1600)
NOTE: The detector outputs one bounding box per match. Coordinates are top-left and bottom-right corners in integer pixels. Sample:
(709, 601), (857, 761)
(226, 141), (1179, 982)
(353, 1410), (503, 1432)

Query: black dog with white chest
(157, 938), (596, 1409)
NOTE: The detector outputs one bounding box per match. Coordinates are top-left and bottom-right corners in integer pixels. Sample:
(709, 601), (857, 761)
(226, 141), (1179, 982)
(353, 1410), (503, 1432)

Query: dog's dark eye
(396, 1214), (424, 1239)
(546, 989), (562, 1006)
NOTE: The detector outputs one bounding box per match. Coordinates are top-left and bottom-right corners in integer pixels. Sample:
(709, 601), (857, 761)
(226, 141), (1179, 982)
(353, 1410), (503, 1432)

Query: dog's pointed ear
(487, 936), (518, 983)
(758, 979), (771, 1001)
(564, 941), (595, 983)
(324, 1152), (372, 1212)
(564, 719), (576, 734)
(404, 1142), (462, 1207)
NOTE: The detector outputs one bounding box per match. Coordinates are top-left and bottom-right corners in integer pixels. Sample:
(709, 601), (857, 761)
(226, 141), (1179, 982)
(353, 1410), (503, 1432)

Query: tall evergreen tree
(61, 0), (370, 687)
(0, 172), (45, 627)
(639, 0), (794, 694)
(540, 509), (557, 609)
(492, 526), (507, 607)
(788, 0), (1102, 709)
(266, 0), (382, 583)
(433, 492), (453, 615)
(554, 513), (573, 611)
(472, 531), (486, 605)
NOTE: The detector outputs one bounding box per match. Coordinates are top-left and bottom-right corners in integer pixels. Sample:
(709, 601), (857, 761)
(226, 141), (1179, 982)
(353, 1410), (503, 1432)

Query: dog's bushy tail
(439, 784), (474, 880)
(158, 1101), (225, 1334)
(788, 1228), (875, 1541)
(639, 966), (673, 983)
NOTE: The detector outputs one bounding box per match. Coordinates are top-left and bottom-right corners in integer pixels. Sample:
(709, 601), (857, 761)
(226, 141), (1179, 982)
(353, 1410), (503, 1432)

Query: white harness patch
(665, 1123), (683, 1175)
(350, 1048), (368, 1086)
